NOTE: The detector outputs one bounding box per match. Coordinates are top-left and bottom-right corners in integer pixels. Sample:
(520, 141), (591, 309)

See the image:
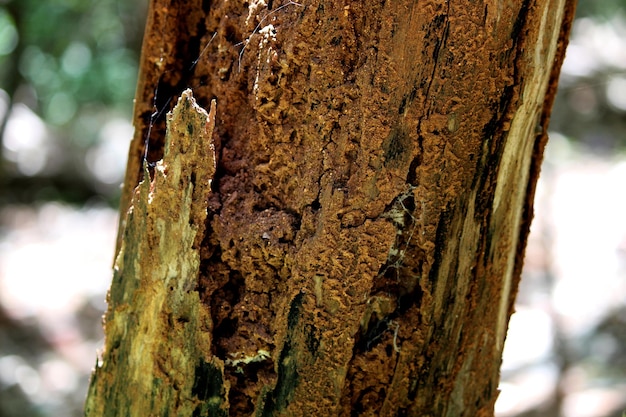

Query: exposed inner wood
(87, 91), (223, 416)
(94, 1), (577, 416)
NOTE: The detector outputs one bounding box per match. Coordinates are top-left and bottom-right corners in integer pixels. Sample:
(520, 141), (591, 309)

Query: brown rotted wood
(94, 0), (576, 416)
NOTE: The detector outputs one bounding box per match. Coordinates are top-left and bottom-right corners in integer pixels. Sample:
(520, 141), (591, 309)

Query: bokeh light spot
(61, 42), (92, 77)
(0, 9), (18, 56)
(46, 92), (77, 126)
(606, 76), (626, 111)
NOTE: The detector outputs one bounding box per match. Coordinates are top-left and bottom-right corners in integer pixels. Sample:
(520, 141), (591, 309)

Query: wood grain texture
(86, 90), (222, 417)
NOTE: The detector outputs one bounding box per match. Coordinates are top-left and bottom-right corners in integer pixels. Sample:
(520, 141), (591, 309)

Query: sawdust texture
(103, 0), (577, 416)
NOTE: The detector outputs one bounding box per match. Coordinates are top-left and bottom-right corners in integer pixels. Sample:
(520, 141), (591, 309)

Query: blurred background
(0, 0), (624, 416)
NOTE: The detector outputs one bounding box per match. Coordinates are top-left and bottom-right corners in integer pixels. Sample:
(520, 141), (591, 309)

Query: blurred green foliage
(1, 0), (144, 117)
(577, 0), (626, 18)
(0, 0), (146, 206)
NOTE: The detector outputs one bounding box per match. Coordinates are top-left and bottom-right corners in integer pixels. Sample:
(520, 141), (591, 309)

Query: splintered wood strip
(85, 90), (228, 417)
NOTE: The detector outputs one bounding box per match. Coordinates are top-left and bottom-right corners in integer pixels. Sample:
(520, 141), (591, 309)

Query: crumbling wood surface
(88, 0), (576, 416)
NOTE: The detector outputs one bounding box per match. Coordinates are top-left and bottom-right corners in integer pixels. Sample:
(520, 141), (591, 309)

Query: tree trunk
(86, 1), (576, 416)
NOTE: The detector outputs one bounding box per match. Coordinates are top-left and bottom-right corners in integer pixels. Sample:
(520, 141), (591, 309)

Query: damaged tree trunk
(86, 0), (576, 416)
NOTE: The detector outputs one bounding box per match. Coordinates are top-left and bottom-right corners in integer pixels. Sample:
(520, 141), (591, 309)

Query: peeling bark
(88, 1), (576, 416)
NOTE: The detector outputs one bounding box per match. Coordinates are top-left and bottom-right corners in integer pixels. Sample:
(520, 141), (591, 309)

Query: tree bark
(86, 1), (576, 416)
